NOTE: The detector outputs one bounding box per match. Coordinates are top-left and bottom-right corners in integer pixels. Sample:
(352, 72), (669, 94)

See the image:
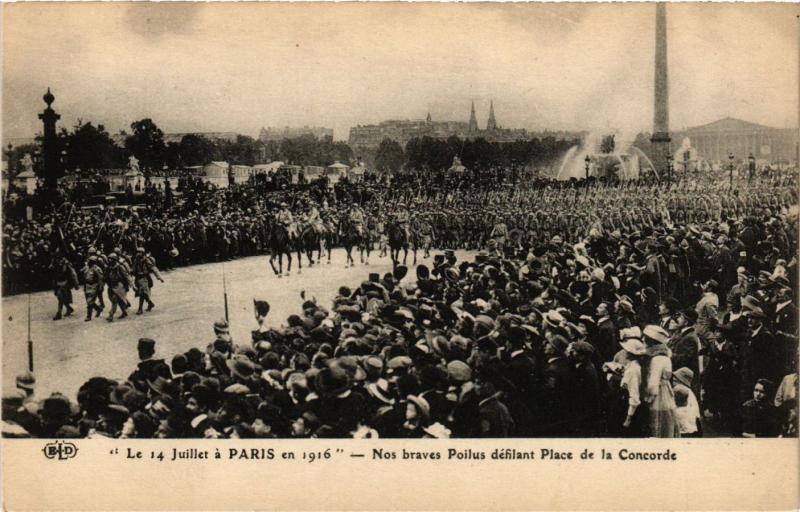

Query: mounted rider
(277, 202), (297, 239)
(347, 202), (366, 237)
(306, 200), (325, 235)
(395, 203), (411, 240)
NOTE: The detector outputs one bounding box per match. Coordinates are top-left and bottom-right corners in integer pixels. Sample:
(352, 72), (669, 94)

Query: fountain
(555, 131), (658, 181)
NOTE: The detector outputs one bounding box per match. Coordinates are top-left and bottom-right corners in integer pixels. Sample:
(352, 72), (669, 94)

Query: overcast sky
(3, 2), (798, 141)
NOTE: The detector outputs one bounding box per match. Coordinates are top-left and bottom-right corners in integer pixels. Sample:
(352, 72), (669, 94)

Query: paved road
(2, 249), (471, 400)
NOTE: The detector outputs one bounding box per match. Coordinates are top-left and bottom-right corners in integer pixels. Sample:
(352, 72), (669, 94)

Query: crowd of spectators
(3, 169), (798, 438)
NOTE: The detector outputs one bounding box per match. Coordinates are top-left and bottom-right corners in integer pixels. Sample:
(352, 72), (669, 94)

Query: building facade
(678, 118), (797, 163)
(258, 126), (334, 142)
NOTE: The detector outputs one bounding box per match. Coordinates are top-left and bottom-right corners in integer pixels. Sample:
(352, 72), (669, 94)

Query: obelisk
(650, 3), (671, 176)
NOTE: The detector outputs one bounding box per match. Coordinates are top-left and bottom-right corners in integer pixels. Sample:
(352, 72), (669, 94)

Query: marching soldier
(82, 255), (105, 321)
(52, 255), (79, 321)
(105, 253), (132, 322)
(132, 247), (164, 315)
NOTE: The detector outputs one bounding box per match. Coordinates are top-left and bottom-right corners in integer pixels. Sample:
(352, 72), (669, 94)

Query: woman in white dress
(643, 325), (680, 438)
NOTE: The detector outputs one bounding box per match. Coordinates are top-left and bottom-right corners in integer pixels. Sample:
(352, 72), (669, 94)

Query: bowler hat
(315, 365), (351, 396)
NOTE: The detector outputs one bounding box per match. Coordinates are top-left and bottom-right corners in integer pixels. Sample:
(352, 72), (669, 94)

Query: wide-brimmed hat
(406, 394), (431, 419)
(363, 355), (384, 379)
(642, 325), (670, 345)
(227, 357), (256, 380)
(673, 367), (694, 388)
(15, 372), (36, 391)
(447, 360), (472, 382)
(620, 338), (647, 356)
(741, 295), (762, 312)
(618, 325), (641, 341)
(366, 378), (394, 404)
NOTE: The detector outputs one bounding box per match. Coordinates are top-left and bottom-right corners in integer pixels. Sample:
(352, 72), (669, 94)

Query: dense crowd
(3, 170), (798, 438)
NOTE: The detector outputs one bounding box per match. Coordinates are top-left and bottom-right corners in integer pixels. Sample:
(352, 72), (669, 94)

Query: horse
(359, 220), (376, 265)
(268, 222), (293, 277)
(387, 220), (409, 267)
(339, 218), (363, 268)
(298, 222), (323, 266)
(321, 220), (336, 264)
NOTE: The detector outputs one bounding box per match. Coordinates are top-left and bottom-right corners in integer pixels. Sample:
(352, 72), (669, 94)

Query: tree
(178, 134), (218, 167)
(125, 118), (167, 176)
(374, 138), (405, 172)
(219, 135), (262, 165)
(61, 120), (126, 173)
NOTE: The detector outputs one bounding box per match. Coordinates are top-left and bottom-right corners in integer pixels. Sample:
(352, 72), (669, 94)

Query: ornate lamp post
(584, 154), (591, 180)
(748, 152), (755, 183)
(728, 152), (735, 188)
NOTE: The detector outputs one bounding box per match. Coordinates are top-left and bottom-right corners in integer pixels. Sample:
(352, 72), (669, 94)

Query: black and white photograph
(2, 1), (798, 445)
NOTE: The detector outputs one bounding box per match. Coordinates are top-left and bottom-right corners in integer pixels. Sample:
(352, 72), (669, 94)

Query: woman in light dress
(643, 325), (681, 438)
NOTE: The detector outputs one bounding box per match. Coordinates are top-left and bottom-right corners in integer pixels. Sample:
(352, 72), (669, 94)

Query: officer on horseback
(277, 202), (297, 239)
(306, 200), (325, 235)
(395, 203), (411, 240)
(348, 202), (365, 237)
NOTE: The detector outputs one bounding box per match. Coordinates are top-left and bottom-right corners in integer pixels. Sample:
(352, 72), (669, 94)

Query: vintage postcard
(1, 2), (798, 510)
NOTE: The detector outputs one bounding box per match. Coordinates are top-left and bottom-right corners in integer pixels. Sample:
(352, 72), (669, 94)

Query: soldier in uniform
(276, 202), (296, 240)
(104, 253), (132, 322)
(393, 203), (411, 241)
(82, 255), (105, 321)
(87, 246), (107, 311)
(306, 201), (325, 235)
(132, 247), (164, 315)
(52, 255), (79, 321)
(348, 202), (366, 237)
(415, 213), (436, 259)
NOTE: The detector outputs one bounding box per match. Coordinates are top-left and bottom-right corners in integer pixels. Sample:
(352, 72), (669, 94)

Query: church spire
(426, 112), (432, 123)
(468, 101), (478, 133)
(486, 100), (497, 131)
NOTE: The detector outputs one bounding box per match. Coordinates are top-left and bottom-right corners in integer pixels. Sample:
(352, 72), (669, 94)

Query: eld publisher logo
(42, 441), (78, 460)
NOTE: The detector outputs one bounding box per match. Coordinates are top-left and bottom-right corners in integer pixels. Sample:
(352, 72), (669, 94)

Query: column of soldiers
(54, 246), (164, 322)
